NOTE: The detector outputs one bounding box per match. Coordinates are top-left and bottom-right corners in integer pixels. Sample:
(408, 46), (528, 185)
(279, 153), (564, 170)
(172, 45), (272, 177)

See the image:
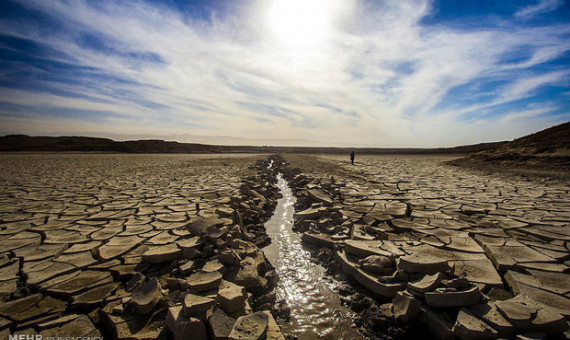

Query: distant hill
(0, 135), (216, 153)
(0, 134), (507, 154)
(447, 121), (570, 178)
(473, 121), (570, 160)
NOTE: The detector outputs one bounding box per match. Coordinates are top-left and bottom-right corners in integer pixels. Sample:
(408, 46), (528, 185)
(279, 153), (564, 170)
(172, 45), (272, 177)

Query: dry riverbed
(0, 153), (568, 340)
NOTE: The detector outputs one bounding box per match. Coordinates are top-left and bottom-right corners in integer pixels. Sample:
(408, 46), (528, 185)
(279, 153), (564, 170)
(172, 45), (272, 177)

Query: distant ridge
(474, 121), (570, 160)
(0, 134), (506, 154)
(448, 121), (570, 178)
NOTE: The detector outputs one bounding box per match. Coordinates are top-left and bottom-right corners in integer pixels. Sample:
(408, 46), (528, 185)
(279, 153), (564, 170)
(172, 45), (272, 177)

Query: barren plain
(0, 153), (568, 340)
(284, 154), (570, 339)
(0, 154), (283, 339)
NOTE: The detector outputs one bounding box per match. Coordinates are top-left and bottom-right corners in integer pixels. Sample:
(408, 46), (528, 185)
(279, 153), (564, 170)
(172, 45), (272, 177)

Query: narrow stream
(263, 173), (365, 340)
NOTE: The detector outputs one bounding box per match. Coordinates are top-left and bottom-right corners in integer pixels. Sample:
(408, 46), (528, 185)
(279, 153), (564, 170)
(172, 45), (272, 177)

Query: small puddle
(264, 173), (364, 340)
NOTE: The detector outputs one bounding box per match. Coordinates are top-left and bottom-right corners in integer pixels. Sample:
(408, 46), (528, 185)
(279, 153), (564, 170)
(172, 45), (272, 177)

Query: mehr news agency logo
(9, 335), (103, 340)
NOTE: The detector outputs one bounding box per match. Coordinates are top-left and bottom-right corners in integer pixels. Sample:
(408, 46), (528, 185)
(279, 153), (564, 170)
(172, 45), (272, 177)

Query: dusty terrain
(0, 154), (286, 340)
(0, 153), (568, 340)
(283, 154), (570, 339)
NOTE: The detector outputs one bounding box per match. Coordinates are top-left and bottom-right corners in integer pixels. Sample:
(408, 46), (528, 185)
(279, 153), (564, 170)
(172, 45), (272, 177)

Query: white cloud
(499, 106), (558, 123)
(0, 0), (568, 147)
(515, 0), (564, 19)
(500, 71), (569, 101)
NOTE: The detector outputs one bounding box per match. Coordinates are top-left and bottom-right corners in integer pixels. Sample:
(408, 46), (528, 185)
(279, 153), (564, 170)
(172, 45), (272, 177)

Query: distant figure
(350, 151), (355, 165)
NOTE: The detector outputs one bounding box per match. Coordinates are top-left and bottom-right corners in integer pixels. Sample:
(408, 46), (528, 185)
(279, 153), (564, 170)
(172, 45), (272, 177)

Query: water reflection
(264, 174), (364, 340)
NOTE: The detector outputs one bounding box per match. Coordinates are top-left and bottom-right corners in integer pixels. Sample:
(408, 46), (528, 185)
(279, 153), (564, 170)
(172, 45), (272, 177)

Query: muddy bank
(279, 154), (570, 340)
(262, 165), (364, 340)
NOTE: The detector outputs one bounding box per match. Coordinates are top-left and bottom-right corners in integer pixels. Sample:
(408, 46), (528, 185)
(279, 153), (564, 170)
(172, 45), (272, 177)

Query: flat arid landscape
(1, 0), (569, 339)
(0, 122), (569, 340)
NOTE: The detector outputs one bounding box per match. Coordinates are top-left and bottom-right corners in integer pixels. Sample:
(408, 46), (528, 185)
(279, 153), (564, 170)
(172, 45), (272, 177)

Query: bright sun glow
(268, 0), (334, 46)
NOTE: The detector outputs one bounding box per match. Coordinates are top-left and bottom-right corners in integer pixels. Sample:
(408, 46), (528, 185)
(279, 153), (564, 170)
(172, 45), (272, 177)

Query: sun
(268, 0), (333, 46)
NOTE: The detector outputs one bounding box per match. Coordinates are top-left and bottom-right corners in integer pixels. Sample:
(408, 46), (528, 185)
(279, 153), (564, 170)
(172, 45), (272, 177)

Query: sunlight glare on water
(263, 173), (364, 340)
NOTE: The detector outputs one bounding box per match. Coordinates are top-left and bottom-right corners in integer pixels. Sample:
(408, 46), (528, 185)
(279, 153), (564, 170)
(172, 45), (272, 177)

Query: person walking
(350, 151), (355, 165)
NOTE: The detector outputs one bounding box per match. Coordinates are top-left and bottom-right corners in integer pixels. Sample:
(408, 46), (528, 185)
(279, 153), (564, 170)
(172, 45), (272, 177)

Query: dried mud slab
(0, 154), (284, 339)
(282, 154), (570, 339)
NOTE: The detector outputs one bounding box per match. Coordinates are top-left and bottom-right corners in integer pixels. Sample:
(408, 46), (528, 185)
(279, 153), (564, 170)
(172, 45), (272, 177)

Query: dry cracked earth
(0, 154), (286, 340)
(0, 153), (569, 340)
(283, 154), (570, 340)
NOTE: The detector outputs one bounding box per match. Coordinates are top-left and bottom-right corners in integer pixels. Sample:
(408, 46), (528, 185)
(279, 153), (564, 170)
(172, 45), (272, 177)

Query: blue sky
(0, 0), (568, 147)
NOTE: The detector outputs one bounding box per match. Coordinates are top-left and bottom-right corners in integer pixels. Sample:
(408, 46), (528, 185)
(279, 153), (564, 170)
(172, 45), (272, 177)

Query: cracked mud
(0, 153), (568, 340)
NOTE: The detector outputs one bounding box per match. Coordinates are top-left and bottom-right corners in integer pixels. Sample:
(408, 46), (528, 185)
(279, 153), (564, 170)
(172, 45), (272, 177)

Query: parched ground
(287, 154), (570, 220)
(288, 153), (570, 275)
(1, 153), (569, 339)
(284, 154), (570, 338)
(0, 153), (270, 338)
(0, 154), (262, 234)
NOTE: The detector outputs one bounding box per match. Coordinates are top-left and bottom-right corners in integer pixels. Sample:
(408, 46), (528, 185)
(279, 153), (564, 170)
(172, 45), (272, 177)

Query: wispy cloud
(0, 0), (568, 147)
(499, 106), (558, 123)
(515, 0), (565, 19)
(500, 71), (569, 101)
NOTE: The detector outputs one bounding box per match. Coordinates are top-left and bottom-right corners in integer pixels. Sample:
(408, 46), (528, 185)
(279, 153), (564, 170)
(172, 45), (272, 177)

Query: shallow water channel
(263, 173), (365, 340)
